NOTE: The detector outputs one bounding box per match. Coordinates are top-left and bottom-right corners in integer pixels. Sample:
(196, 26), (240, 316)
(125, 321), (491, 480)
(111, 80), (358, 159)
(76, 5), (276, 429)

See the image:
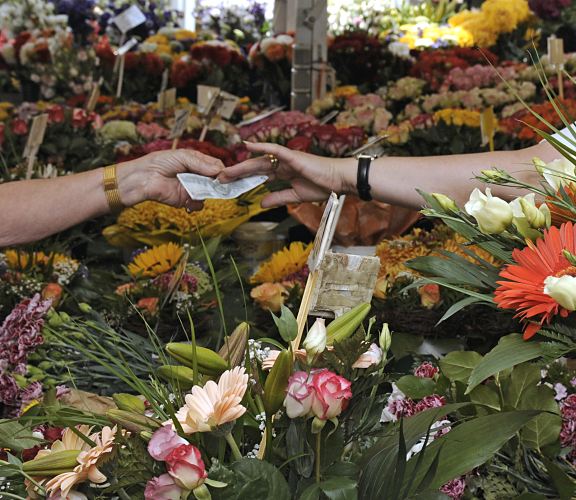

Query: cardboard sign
(24, 113), (49, 179)
(160, 68), (169, 94)
(548, 36), (565, 67)
(169, 108), (191, 140)
(197, 85), (240, 119)
(308, 193), (342, 272)
(113, 5), (146, 33)
(158, 87), (177, 112)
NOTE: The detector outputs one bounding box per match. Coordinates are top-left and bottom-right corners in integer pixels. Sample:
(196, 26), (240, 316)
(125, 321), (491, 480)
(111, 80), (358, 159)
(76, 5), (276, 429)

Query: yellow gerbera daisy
(251, 242), (312, 284)
(128, 242), (184, 278)
(4, 250), (77, 271)
(375, 231), (430, 279)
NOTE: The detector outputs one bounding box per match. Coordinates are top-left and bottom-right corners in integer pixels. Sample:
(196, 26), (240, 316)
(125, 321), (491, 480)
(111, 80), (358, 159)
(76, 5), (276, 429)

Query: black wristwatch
(356, 154), (374, 201)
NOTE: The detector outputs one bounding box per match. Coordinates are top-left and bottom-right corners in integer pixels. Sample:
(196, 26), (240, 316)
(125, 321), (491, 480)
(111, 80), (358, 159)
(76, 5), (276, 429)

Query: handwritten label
(113, 5), (146, 33)
(158, 87), (177, 112)
(169, 108), (191, 139)
(197, 85), (239, 120)
(86, 77), (103, 112)
(24, 114), (48, 159)
(548, 36), (565, 67)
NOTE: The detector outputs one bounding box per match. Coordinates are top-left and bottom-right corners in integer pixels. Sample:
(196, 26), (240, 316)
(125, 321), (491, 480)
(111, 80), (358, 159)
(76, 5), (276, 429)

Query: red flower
(11, 118), (28, 136)
(494, 222), (576, 339)
(72, 108), (89, 128)
(287, 136), (312, 152)
(47, 105), (65, 124)
(0, 123), (5, 150)
(170, 59), (202, 88)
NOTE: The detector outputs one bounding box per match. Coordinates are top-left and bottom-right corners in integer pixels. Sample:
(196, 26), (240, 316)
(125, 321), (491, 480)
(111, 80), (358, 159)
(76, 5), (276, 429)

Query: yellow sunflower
(128, 242), (184, 278)
(375, 231), (430, 279)
(251, 242), (312, 284)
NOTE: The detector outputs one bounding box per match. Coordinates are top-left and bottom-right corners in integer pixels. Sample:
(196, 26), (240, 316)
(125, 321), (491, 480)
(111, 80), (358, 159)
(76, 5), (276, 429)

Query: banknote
(177, 173), (268, 200)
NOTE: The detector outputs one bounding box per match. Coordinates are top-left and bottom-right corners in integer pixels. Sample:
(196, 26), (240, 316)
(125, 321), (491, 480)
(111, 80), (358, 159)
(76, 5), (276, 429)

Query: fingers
(175, 149), (224, 176)
(261, 189), (302, 208)
(244, 142), (293, 162)
(218, 155), (273, 183)
(184, 199), (204, 212)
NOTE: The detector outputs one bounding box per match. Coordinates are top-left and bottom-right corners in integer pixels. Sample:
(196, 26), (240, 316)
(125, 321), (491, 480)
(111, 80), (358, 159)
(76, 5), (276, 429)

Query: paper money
(177, 173), (267, 200)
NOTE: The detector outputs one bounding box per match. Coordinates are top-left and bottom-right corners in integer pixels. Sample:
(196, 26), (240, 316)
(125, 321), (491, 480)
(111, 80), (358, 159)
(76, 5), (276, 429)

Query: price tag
(158, 87), (177, 112)
(169, 108), (191, 140)
(196, 85), (239, 119)
(197, 85), (220, 112)
(480, 107), (496, 151)
(112, 5), (146, 33)
(115, 37), (138, 56)
(24, 113), (49, 180)
(548, 36), (565, 68)
(160, 68), (169, 94)
(86, 77), (103, 112)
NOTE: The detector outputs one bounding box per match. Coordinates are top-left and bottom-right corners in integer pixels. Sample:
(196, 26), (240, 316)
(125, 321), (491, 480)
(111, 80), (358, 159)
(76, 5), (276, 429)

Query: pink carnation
(440, 476), (466, 499)
(560, 394), (576, 464)
(414, 362), (439, 379)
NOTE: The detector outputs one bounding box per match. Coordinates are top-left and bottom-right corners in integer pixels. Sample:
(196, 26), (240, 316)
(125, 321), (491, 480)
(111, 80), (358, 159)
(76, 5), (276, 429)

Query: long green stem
(225, 432), (243, 461)
(264, 416), (273, 461)
(315, 430), (322, 484)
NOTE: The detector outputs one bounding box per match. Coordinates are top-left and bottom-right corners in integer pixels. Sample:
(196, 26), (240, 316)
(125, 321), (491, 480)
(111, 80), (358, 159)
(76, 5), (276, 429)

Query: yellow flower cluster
(398, 22), (474, 49)
(434, 108), (491, 128)
(0, 102), (14, 122)
(332, 86), (359, 98)
(144, 30), (197, 57)
(251, 242), (312, 284)
(127, 242), (184, 278)
(375, 227), (499, 282)
(118, 200), (247, 234)
(4, 249), (78, 271)
(449, 0), (531, 47)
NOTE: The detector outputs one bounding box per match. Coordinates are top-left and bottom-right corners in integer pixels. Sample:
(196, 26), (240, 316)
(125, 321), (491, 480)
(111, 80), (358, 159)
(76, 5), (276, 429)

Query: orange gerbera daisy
(494, 222), (576, 339)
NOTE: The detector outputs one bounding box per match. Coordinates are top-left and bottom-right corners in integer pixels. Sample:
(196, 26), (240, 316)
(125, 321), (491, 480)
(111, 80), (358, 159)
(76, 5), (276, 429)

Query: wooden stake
(116, 55), (125, 99)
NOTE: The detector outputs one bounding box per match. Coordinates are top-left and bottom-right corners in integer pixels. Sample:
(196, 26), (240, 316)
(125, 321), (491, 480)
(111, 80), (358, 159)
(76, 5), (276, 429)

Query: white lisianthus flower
(388, 41), (411, 59)
(464, 188), (513, 234)
(536, 158), (576, 191)
(543, 275), (576, 310)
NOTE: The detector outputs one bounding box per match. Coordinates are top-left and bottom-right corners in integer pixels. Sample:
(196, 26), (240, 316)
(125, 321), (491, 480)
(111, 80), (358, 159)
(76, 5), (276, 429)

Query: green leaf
(519, 385), (561, 450)
(0, 420), (40, 452)
(319, 477), (358, 500)
(439, 351), (482, 383)
(542, 457), (576, 500)
(469, 385), (501, 412)
(396, 375), (436, 399)
(211, 459), (291, 500)
(404, 410), (542, 492)
(436, 296), (481, 324)
(271, 305), (298, 343)
(391, 332), (423, 360)
(466, 334), (544, 394)
(502, 363), (541, 409)
(299, 484), (321, 500)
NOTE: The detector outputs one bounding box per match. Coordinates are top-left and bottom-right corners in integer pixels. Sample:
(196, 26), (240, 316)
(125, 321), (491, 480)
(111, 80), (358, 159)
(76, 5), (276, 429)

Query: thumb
(174, 149), (224, 176)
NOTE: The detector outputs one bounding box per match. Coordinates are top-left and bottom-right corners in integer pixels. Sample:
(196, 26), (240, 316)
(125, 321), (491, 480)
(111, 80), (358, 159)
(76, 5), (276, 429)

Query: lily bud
(464, 188), (513, 234)
(78, 302), (92, 313)
(106, 409), (162, 433)
(263, 349), (293, 416)
(563, 249), (576, 266)
(22, 450), (80, 475)
(480, 169), (511, 182)
(379, 323), (392, 353)
(219, 322), (250, 368)
(544, 275), (576, 310)
(303, 318), (327, 362)
(431, 193), (458, 212)
(166, 343), (228, 377)
(157, 365), (195, 390)
(113, 393), (146, 414)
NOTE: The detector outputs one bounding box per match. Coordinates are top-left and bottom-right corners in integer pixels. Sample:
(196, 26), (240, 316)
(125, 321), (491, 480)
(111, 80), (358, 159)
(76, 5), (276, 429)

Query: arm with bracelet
(0, 149), (224, 247)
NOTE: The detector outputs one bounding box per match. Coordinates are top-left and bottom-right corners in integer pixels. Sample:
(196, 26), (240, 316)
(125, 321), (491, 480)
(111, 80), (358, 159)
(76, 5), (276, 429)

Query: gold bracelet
(103, 164), (125, 214)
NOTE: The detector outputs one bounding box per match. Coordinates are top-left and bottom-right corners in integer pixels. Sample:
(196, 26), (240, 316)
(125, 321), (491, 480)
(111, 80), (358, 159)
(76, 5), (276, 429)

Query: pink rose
(144, 473), (183, 500)
(352, 343), (383, 369)
(148, 425), (188, 461)
(310, 369), (352, 420)
(284, 371), (315, 418)
(166, 444), (207, 490)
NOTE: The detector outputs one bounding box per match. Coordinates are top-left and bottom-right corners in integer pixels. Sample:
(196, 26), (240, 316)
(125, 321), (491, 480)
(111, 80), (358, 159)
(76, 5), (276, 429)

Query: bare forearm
(338, 141), (559, 210)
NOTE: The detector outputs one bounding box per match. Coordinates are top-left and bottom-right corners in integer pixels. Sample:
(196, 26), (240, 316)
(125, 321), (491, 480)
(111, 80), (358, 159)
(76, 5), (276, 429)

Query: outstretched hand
(218, 142), (344, 207)
(118, 149), (225, 210)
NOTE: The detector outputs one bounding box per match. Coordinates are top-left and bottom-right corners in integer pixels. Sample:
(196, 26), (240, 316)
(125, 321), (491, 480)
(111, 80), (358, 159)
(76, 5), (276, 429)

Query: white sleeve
(549, 123), (576, 149)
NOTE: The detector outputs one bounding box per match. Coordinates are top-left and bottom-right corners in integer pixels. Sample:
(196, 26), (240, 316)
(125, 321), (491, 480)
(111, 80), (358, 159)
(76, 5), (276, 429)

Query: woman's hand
(218, 142), (350, 208)
(116, 149), (225, 210)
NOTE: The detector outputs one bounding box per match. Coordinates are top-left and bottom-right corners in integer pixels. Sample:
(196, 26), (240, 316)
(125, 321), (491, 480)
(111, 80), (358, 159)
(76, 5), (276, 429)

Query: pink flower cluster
(137, 122), (170, 141)
(440, 476), (466, 500)
(146, 426), (207, 499)
(441, 64), (518, 92)
(0, 294), (51, 413)
(414, 362), (439, 379)
(560, 394), (576, 464)
(287, 124), (365, 157)
(239, 111), (317, 142)
(153, 271), (198, 294)
(284, 369), (352, 420)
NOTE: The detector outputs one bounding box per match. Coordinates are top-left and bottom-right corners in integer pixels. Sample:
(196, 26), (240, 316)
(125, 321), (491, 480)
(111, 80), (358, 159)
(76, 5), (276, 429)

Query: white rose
(275, 34), (293, 46)
(464, 188), (513, 234)
(544, 275), (576, 310)
(303, 318), (326, 362)
(538, 158), (576, 191)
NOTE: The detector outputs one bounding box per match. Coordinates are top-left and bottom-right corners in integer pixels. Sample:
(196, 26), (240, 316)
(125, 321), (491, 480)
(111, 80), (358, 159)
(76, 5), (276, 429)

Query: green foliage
(0, 420), (40, 453)
(324, 327), (371, 378)
(439, 351), (482, 383)
(271, 305), (298, 343)
(396, 375), (436, 399)
(210, 458), (291, 500)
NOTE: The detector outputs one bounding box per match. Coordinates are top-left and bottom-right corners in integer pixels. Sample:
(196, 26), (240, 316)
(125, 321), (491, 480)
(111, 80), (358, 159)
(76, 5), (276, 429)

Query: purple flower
(19, 381), (43, 414)
(0, 373), (20, 407)
(554, 382), (568, 401)
(529, 0), (572, 20)
(560, 394), (576, 464)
